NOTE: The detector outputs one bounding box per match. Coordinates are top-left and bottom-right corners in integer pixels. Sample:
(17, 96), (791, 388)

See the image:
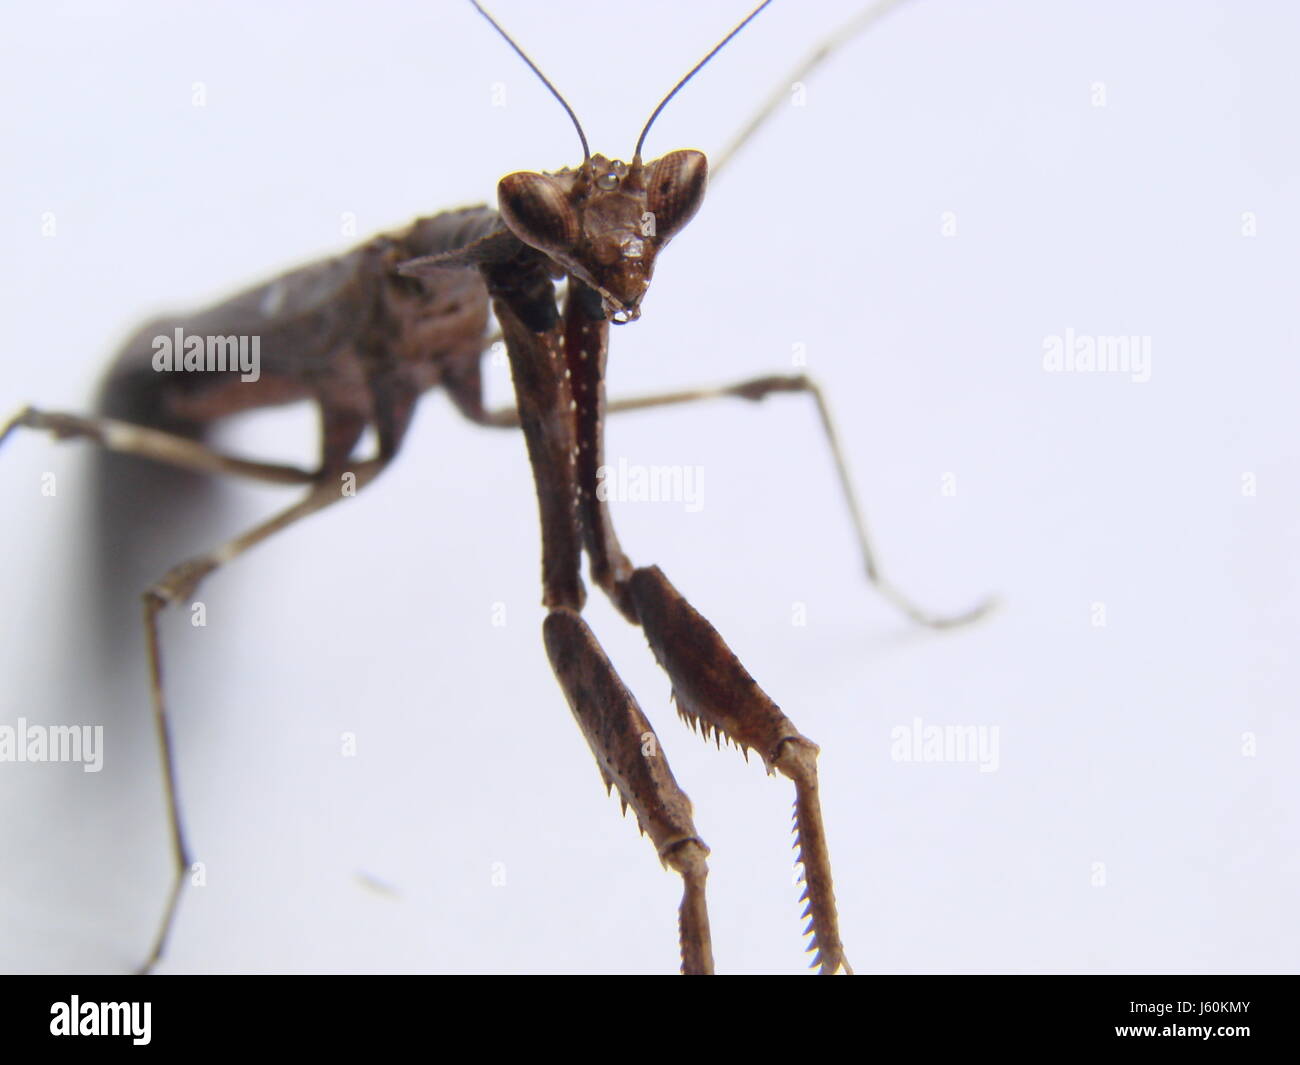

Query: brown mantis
(2, 0), (993, 973)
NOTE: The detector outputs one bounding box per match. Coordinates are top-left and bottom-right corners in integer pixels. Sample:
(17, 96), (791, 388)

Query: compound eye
(498, 172), (579, 253)
(645, 150), (707, 241)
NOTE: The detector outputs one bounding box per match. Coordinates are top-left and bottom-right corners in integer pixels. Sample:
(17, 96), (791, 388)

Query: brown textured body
(98, 207), (499, 472)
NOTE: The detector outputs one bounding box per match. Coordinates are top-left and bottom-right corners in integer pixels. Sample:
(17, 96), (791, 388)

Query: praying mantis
(1, 0), (994, 973)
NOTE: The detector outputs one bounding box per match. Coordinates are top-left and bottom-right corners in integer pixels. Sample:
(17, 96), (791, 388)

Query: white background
(1, 0), (1297, 974)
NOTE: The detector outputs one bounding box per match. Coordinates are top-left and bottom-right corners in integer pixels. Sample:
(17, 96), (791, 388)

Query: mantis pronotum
(3, 0), (992, 973)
